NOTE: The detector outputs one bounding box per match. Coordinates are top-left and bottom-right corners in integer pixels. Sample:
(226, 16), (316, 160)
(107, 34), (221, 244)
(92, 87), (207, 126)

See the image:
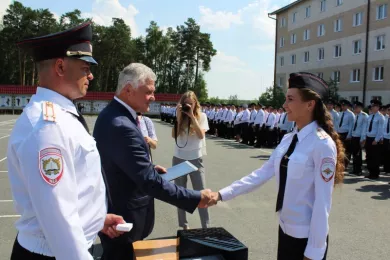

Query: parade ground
(0, 115), (389, 260)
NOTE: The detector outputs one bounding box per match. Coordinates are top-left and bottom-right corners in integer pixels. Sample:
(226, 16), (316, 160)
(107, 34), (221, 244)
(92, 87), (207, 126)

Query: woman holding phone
(171, 91), (210, 229)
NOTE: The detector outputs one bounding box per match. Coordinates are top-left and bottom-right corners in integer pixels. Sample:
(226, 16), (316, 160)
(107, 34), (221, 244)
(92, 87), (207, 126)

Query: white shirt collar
(294, 121), (318, 143)
(114, 96), (137, 119)
(34, 87), (78, 116)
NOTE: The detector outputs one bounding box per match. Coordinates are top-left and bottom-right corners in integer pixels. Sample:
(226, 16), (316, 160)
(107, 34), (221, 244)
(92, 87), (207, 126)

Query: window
(377, 4), (388, 20)
(353, 12), (363, 27)
(353, 40), (362, 54)
(304, 29), (310, 41)
(376, 35), (385, 50)
(350, 96), (359, 102)
(304, 51), (310, 62)
(280, 37), (285, 48)
(334, 45), (342, 57)
(334, 19), (343, 32)
(280, 17), (286, 27)
(373, 66), (384, 81)
(306, 6), (311, 18)
(292, 12), (297, 23)
(318, 48), (325, 60)
(321, 0), (326, 12)
(372, 96), (382, 101)
(351, 69), (361, 82)
(332, 71), (340, 83)
(280, 56), (285, 67)
(318, 24), (325, 37)
(317, 72), (324, 79)
(291, 54), (296, 64)
(278, 77), (284, 87)
(291, 33), (296, 44)
(336, 0), (343, 6)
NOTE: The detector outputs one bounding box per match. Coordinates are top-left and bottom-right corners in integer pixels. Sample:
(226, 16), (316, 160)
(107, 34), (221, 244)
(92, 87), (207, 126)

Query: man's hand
(361, 140), (366, 148)
(303, 257), (312, 260)
(144, 136), (152, 144)
(154, 165), (167, 174)
(101, 214), (126, 239)
(207, 191), (220, 207)
(372, 140), (378, 145)
(198, 189), (212, 208)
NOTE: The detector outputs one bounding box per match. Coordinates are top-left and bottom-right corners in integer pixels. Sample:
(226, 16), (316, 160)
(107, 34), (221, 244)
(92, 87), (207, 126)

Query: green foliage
(258, 86), (285, 108)
(325, 79), (341, 101)
(0, 2), (217, 96)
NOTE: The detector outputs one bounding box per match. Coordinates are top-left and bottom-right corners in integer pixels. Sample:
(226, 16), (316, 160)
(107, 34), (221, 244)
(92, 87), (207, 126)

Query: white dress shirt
(265, 112), (276, 130)
(219, 121), (336, 260)
(254, 109), (265, 126)
(7, 87), (106, 260)
(240, 109), (250, 123)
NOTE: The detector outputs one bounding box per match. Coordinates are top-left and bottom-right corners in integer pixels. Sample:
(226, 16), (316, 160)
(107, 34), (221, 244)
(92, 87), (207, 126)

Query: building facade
(270, 0), (390, 105)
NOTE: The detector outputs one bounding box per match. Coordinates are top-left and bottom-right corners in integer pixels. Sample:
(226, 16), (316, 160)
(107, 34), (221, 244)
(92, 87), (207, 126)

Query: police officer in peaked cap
(8, 22), (125, 260)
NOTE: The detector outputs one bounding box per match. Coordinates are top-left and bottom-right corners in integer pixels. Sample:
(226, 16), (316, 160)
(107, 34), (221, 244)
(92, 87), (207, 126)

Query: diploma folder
(161, 161), (198, 181)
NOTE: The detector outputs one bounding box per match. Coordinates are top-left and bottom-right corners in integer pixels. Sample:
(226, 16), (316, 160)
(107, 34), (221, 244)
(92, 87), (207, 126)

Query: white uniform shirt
(249, 109), (257, 124)
(254, 109), (265, 126)
(240, 109), (250, 123)
(219, 121), (336, 260)
(234, 111), (243, 125)
(265, 112), (276, 130)
(224, 109), (234, 123)
(7, 87), (106, 260)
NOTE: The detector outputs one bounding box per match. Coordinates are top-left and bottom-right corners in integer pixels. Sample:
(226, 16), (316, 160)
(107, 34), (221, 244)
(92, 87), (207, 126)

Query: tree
(326, 79), (340, 101)
(0, 2), (217, 96)
(259, 86), (285, 108)
(227, 94), (239, 106)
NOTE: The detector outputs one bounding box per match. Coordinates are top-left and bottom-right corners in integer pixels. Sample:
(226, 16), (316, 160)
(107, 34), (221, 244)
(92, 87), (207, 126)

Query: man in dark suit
(93, 63), (212, 260)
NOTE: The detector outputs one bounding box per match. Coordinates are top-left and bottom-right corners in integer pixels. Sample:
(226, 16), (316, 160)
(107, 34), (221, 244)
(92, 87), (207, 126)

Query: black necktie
(369, 114), (375, 132)
(387, 118), (390, 133)
(266, 114), (270, 123)
(76, 110), (90, 133)
(353, 114), (359, 131)
(282, 113), (287, 124)
(339, 112), (345, 128)
(276, 134), (298, 212)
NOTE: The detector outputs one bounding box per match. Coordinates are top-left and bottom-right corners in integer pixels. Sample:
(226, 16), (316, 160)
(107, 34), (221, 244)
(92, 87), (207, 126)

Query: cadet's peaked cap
(354, 101), (364, 107)
(16, 22), (97, 65)
(340, 99), (352, 106)
(288, 72), (329, 100)
(370, 99), (382, 106)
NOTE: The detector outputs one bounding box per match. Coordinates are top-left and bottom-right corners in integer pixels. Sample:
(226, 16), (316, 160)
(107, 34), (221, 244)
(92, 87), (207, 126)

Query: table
(133, 238), (178, 260)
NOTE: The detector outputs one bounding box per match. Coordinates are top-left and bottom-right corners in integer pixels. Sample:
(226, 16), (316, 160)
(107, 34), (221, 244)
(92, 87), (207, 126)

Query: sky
(0, 0), (295, 99)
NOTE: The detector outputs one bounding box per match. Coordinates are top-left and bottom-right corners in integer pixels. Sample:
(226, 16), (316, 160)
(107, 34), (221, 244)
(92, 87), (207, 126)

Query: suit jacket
(93, 99), (201, 242)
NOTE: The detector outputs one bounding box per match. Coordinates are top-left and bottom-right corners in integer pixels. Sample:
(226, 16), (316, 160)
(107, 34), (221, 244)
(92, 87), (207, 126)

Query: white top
(254, 109), (265, 126)
(7, 87), (106, 260)
(139, 116), (158, 141)
(174, 112), (209, 160)
(219, 121), (336, 260)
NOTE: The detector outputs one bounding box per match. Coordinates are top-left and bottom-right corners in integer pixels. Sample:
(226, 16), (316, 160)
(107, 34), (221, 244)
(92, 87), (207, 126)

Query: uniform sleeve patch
(39, 148), (64, 186)
(320, 158), (335, 182)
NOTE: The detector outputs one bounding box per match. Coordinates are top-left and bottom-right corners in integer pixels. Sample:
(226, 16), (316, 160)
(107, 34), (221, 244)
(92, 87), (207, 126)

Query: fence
(0, 85), (181, 116)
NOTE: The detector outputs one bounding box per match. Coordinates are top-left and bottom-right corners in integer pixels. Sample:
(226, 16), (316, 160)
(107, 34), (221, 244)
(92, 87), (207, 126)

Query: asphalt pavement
(0, 115), (389, 260)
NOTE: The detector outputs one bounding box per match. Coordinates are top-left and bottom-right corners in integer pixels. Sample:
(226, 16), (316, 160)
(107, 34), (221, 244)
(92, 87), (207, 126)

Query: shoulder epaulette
(315, 127), (330, 140)
(42, 101), (57, 122)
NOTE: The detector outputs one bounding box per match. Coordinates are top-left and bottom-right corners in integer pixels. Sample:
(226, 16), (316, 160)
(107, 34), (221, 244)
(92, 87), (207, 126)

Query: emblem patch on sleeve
(39, 148), (64, 186)
(320, 158), (335, 182)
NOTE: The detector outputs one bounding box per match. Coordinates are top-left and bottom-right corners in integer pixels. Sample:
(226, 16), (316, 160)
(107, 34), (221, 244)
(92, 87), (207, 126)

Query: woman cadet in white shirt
(172, 91), (210, 229)
(209, 72), (345, 260)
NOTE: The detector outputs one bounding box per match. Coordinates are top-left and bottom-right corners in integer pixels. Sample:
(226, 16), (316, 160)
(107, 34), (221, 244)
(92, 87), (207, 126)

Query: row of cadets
(233, 105), (244, 142)
(160, 103), (177, 124)
(223, 104), (236, 139)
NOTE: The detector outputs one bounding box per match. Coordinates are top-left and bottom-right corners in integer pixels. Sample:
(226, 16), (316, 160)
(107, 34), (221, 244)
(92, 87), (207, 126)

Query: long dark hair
(299, 88), (345, 185)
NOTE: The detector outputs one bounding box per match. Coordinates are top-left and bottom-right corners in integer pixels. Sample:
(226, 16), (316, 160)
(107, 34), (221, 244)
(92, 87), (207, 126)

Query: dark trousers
(11, 237), (94, 260)
(351, 137), (363, 174)
(279, 130), (287, 143)
(240, 123), (249, 143)
(254, 125), (264, 147)
(339, 133), (351, 168)
(247, 123), (255, 145)
(383, 138), (390, 173)
(277, 226), (328, 260)
(365, 137), (381, 178)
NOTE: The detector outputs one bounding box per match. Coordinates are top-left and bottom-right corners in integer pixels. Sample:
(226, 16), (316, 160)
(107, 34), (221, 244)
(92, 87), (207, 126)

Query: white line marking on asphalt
(0, 215), (20, 218)
(0, 200), (13, 202)
(0, 157), (7, 162)
(0, 135), (10, 139)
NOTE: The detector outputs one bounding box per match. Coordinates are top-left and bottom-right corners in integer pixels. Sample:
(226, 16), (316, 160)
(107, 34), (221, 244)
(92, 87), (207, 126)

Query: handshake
(198, 189), (221, 208)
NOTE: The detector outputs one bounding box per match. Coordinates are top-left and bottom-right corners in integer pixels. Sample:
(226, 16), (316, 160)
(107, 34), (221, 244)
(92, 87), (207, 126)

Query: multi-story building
(269, 0), (390, 105)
